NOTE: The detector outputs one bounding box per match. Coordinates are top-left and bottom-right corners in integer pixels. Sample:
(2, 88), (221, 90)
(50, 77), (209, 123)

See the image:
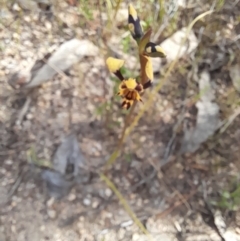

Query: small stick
(16, 96), (32, 125)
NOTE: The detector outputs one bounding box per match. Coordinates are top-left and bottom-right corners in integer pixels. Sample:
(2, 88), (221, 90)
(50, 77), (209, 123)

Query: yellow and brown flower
(106, 57), (143, 110)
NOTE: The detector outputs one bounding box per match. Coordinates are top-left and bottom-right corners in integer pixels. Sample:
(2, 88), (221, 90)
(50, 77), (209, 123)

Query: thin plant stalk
(100, 173), (155, 241)
(101, 9), (213, 240)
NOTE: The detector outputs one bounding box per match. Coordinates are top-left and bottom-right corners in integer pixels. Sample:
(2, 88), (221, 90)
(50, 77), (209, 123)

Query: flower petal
(145, 42), (166, 58)
(140, 54), (153, 86)
(139, 28), (152, 54)
(124, 78), (138, 90)
(106, 57), (124, 72)
(106, 57), (125, 81)
(122, 99), (134, 110)
(128, 4), (143, 41)
(143, 80), (152, 89)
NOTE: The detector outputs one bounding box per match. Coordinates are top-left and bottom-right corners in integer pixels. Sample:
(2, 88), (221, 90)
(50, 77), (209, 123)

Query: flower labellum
(118, 78), (143, 109)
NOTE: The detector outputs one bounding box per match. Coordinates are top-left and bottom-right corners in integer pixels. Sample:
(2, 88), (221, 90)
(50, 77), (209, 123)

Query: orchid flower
(106, 4), (166, 109)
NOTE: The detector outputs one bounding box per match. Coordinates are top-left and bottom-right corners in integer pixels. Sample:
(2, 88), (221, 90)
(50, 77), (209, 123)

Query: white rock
(46, 197), (55, 207)
(160, 27), (198, 63)
(47, 209), (56, 219)
(68, 193), (76, 201)
(24, 39), (99, 88)
(105, 188), (112, 198)
(181, 71), (221, 153)
(92, 200), (99, 209)
(17, 0), (39, 11)
(83, 198), (91, 206)
(229, 64), (240, 93)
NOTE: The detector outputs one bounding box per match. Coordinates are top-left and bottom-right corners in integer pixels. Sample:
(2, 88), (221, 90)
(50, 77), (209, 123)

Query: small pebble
(105, 188), (112, 198)
(140, 136), (146, 142)
(68, 193), (76, 202)
(11, 201), (17, 207)
(11, 225), (16, 233)
(83, 198), (91, 206)
(40, 225), (45, 232)
(132, 233), (140, 241)
(47, 197), (55, 207)
(45, 21), (52, 30)
(5, 160), (13, 165)
(12, 3), (21, 11)
(117, 228), (126, 240)
(26, 113), (33, 120)
(47, 209), (56, 219)
(13, 33), (20, 40)
(92, 199), (100, 209)
(24, 16), (31, 22)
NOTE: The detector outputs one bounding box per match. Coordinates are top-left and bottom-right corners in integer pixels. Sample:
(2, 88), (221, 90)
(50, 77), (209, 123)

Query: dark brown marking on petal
(135, 84), (143, 92)
(121, 99), (132, 109)
(121, 83), (127, 89)
(126, 91), (134, 100)
(143, 80), (152, 89)
(114, 70), (124, 81)
(128, 15), (143, 39)
(132, 91), (137, 100)
(145, 42), (156, 53)
(121, 100), (126, 107)
(126, 102), (131, 109)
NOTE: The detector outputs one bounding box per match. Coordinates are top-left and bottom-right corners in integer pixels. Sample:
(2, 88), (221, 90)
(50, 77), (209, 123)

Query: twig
(148, 154), (192, 212)
(129, 169), (157, 192)
(152, 17), (168, 43)
(219, 107), (240, 134)
(201, 181), (226, 241)
(42, 58), (71, 86)
(162, 105), (186, 166)
(0, 15), (19, 30)
(154, 190), (196, 219)
(16, 96), (32, 125)
(7, 166), (28, 202)
(156, 167), (192, 211)
(113, 0), (122, 20)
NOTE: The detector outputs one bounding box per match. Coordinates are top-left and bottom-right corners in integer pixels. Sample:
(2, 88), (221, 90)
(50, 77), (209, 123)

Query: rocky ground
(0, 0), (240, 241)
